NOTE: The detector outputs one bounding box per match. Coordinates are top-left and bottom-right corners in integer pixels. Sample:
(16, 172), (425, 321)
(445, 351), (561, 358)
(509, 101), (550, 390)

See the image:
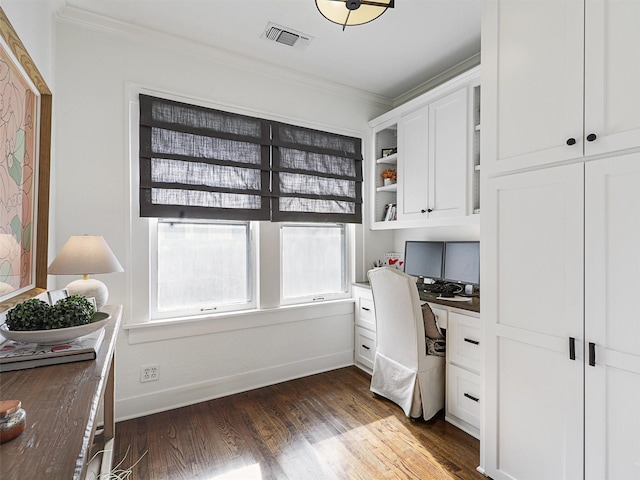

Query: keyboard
(421, 282), (463, 295)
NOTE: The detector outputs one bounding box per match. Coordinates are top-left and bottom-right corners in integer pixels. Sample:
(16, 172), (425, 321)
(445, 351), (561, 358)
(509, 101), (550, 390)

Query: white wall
(1, 0), (59, 86)
(2, 0), (62, 273)
(53, 9), (390, 420)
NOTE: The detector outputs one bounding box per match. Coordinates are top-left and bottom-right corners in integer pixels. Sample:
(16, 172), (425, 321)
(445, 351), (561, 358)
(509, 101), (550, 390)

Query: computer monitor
(403, 241), (445, 281)
(443, 241), (480, 285)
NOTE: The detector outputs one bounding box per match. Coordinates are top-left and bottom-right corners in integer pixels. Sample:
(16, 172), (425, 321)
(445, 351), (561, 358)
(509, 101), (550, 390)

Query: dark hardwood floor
(114, 367), (483, 479)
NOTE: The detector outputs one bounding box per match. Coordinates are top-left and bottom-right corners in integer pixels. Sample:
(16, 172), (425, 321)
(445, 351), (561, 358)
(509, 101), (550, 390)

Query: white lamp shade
(48, 235), (123, 275)
(48, 235), (123, 310)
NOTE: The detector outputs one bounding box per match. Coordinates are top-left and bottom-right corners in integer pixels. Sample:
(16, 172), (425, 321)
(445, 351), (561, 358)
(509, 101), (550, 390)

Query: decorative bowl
(0, 312), (111, 345)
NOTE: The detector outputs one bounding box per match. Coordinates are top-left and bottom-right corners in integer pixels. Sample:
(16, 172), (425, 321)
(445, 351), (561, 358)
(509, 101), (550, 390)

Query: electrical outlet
(140, 365), (159, 383)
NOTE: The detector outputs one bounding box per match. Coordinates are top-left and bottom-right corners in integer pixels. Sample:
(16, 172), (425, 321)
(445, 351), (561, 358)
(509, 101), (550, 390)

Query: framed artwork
(0, 8), (52, 310)
(381, 147), (397, 157)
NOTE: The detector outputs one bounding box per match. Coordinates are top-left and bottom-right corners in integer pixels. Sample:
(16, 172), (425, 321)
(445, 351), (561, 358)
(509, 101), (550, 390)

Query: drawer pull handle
(361, 307), (371, 311)
(463, 338), (480, 345)
(569, 337), (576, 360)
(464, 393), (480, 403)
(362, 345), (370, 350)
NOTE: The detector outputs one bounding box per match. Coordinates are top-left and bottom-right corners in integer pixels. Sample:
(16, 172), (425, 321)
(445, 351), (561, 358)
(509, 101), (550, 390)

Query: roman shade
(139, 94), (362, 223)
(271, 122), (362, 223)
(139, 94), (271, 220)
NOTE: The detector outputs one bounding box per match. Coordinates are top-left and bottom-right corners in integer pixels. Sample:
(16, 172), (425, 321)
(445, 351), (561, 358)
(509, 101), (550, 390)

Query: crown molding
(392, 53), (481, 107)
(55, 6), (394, 111)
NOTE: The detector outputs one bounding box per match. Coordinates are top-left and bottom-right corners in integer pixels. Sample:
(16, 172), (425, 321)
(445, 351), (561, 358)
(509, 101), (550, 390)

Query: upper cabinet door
(398, 105), (430, 221)
(583, 0), (640, 156)
(428, 88), (468, 219)
(482, 0), (585, 176)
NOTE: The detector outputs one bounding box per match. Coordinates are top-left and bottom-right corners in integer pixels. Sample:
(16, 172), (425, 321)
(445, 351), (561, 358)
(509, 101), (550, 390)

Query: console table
(0, 304), (122, 479)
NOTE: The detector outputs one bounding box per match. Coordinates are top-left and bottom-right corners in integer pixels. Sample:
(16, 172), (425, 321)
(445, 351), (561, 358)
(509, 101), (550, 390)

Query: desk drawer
(355, 326), (376, 371)
(448, 311), (481, 373)
(356, 296), (376, 331)
(447, 363), (481, 429)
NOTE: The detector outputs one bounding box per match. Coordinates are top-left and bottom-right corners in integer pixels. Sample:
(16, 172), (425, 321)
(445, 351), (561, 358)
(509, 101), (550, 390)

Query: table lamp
(48, 235), (124, 310)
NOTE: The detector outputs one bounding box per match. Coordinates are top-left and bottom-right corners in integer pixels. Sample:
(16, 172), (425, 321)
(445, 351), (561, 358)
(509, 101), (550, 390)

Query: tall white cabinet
(481, 0), (640, 479)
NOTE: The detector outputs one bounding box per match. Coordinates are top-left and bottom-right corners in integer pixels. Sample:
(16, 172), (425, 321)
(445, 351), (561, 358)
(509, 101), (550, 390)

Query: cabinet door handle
(569, 337), (576, 360)
(589, 342), (596, 366)
(464, 338), (480, 346)
(586, 133), (597, 142)
(566, 137), (576, 146)
(421, 208), (433, 213)
(361, 307), (370, 311)
(362, 344), (370, 350)
(464, 393), (480, 403)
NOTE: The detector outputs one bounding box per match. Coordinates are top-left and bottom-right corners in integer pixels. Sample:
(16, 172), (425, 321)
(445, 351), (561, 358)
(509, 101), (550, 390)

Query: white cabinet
(482, 0), (640, 176)
(353, 284), (376, 373)
(584, 155), (640, 480)
(482, 154), (640, 479)
(444, 310), (481, 439)
(482, 164), (585, 479)
(398, 89), (468, 222)
(370, 66), (480, 229)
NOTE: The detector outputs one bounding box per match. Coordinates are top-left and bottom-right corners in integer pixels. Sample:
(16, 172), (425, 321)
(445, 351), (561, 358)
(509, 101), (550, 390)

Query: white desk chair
(367, 267), (445, 420)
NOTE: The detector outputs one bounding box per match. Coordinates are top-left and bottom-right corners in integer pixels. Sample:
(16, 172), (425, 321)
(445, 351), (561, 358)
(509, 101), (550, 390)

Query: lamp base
(65, 278), (108, 310)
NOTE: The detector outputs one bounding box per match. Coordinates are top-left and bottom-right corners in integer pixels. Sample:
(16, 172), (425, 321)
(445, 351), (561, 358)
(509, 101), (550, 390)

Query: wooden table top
(0, 305), (122, 479)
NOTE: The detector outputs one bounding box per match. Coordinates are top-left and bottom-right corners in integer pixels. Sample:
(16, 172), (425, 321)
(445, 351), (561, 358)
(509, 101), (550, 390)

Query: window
(134, 92), (357, 323)
(281, 223), (347, 302)
(152, 220), (254, 318)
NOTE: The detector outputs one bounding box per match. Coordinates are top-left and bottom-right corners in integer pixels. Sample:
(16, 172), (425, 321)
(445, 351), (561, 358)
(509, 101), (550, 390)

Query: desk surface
(0, 304), (122, 479)
(354, 282), (480, 314)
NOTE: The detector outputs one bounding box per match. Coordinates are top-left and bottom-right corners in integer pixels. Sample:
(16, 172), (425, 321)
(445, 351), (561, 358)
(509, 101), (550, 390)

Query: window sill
(124, 299), (355, 345)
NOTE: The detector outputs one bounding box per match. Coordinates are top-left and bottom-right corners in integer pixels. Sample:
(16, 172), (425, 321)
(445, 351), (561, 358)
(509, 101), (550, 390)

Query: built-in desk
(418, 290), (480, 314)
(352, 283), (481, 439)
(0, 305), (122, 479)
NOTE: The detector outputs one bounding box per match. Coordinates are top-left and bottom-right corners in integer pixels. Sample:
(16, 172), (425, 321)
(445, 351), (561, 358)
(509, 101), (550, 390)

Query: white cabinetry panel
(398, 106), (430, 221)
(483, 0), (584, 172)
(482, 164), (585, 479)
(483, 0), (640, 176)
(584, 0), (640, 157)
(428, 88), (468, 219)
(584, 154), (640, 479)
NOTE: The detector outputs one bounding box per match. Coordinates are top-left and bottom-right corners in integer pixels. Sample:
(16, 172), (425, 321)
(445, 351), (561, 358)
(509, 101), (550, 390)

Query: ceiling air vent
(262, 22), (313, 50)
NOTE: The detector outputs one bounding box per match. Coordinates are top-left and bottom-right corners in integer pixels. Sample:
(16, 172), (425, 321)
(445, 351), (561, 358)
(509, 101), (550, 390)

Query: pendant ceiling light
(316, 0), (395, 30)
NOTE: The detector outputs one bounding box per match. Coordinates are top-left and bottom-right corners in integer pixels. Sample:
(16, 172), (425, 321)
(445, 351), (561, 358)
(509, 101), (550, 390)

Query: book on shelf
(383, 203), (397, 221)
(0, 328), (105, 372)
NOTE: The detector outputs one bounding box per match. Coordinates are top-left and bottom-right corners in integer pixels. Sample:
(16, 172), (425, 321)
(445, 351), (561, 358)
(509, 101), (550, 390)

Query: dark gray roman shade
(139, 95), (362, 223)
(139, 94), (271, 220)
(271, 122), (362, 223)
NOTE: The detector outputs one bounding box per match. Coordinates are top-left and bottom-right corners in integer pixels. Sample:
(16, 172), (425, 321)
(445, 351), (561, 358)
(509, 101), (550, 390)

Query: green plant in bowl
(4, 298), (51, 331)
(5, 295), (97, 331)
(48, 295), (96, 329)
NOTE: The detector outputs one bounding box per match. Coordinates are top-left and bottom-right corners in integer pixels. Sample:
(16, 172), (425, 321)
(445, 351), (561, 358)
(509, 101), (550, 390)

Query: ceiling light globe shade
(316, 0), (391, 28)
(66, 277), (109, 311)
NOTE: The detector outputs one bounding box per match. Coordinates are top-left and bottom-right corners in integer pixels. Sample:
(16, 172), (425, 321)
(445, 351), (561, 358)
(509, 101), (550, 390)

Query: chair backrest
(367, 267), (425, 369)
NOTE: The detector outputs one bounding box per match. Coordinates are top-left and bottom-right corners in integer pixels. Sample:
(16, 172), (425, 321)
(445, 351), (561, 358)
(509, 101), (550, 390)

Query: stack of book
(383, 203), (397, 221)
(0, 328), (105, 372)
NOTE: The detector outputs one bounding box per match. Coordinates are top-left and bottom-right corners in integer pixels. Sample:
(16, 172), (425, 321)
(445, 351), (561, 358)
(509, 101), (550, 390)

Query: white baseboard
(116, 349), (354, 421)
